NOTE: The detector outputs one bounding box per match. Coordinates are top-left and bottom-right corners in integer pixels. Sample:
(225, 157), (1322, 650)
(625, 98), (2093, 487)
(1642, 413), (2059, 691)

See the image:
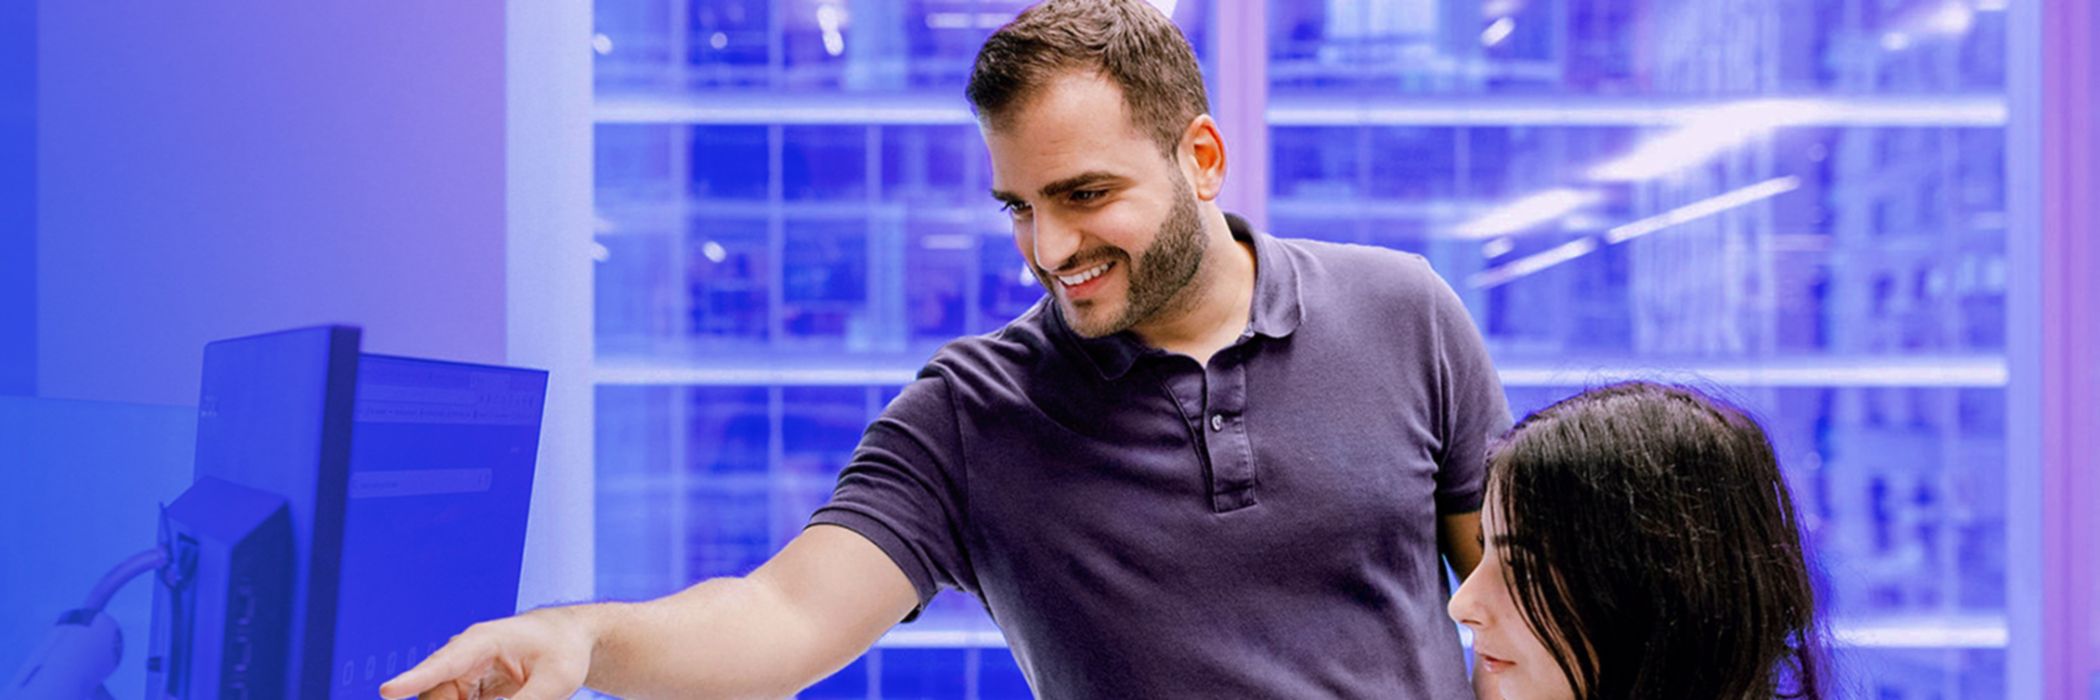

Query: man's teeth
(1057, 262), (1112, 287)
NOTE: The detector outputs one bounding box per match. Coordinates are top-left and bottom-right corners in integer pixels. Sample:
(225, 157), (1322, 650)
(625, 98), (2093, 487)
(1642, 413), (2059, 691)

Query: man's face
(984, 72), (1207, 339)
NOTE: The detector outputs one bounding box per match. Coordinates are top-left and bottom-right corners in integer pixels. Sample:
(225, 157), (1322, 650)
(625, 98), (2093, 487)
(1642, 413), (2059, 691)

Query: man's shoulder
(916, 301), (1059, 391)
(1267, 234), (1450, 300)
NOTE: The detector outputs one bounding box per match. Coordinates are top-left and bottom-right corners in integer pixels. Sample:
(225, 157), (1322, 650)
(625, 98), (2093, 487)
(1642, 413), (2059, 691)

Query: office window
(1266, 2), (2009, 697)
(594, 1), (2015, 697)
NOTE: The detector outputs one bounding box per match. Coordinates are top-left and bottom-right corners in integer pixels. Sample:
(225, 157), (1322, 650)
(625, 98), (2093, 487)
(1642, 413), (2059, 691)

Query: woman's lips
(1478, 651), (1516, 673)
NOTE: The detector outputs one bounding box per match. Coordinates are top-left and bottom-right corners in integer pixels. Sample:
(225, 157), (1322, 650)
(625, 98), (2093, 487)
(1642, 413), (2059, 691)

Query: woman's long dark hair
(1487, 382), (1827, 699)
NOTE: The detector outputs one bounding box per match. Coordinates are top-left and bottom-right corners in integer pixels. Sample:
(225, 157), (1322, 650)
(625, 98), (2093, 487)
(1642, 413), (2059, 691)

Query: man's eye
(1071, 189), (1104, 203)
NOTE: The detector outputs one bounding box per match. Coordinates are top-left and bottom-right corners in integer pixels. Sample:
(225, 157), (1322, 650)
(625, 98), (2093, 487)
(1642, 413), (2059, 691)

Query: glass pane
(899, 213), (977, 342)
(782, 125), (868, 202)
(779, 217), (870, 348)
(686, 215), (775, 349)
(680, 385), (774, 579)
(689, 0), (774, 87)
(1840, 648), (2006, 698)
(594, 386), (679, 602)
(880, 125), (985, 206)
(691, 125), (771, 200)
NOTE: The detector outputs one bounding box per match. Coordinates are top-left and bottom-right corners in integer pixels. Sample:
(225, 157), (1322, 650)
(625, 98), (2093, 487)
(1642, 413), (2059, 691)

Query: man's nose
(1032, 211), (1083, 272)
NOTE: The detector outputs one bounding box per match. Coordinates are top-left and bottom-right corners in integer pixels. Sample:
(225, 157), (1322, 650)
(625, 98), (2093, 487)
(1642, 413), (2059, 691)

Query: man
(383, 1), (1509, 697)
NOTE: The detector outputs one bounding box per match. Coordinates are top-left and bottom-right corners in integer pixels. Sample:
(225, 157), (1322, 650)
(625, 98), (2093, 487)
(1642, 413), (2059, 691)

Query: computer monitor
(144, 326), (546, 699)
(329, 352), (545, 698)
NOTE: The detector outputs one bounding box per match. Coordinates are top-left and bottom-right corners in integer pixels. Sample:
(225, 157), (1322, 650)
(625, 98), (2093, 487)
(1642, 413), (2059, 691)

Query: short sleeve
(806, 369), (972, 621)
(1426, 269), (1513, 515)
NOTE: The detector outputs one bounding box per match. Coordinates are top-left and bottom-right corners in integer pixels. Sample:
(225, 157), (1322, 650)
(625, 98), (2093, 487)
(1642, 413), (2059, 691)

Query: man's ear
(1181, 114), (1227, 201)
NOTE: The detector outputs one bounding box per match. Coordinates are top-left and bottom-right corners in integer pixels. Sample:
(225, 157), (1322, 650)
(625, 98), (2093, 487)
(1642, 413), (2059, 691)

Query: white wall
(24, 0), (597, 668)
(37, 2), (510, 407)
(0, 0), (34, 396)
(0, 397), (195, 699)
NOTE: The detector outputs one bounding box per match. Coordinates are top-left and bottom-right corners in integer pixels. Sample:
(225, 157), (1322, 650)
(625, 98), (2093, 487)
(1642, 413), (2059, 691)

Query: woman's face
(1447, 500), (1579, 700)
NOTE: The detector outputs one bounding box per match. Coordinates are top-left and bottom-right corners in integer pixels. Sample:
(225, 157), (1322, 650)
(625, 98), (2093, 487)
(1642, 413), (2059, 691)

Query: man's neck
(1132, 210), (1257, 366)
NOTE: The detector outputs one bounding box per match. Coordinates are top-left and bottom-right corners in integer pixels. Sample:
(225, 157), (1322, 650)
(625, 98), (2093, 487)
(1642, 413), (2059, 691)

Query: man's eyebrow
(1039, 171), (1128, 199)
(989, 171), (1131, 203)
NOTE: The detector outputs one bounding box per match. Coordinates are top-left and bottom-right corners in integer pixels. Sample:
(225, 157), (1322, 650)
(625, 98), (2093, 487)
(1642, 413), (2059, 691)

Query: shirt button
(1210, 414), (1226, 432)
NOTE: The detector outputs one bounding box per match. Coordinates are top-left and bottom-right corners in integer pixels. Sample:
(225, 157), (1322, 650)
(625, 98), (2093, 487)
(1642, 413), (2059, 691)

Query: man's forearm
(567, 577), (849, 699)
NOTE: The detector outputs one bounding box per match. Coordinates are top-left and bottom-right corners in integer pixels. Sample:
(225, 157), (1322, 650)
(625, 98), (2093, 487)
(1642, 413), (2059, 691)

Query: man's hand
(379, 606), (598, 700)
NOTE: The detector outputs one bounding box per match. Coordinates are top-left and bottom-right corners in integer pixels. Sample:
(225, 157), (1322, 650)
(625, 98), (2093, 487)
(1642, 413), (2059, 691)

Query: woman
(1448, 381), (1828, 699)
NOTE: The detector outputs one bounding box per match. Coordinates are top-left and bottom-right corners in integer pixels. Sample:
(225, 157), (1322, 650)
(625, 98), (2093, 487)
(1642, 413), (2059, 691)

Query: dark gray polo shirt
(811, 214), (1511, 698)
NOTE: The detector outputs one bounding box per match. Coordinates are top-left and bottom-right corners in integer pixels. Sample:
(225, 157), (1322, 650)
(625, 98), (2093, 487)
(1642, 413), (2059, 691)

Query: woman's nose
(1448, 570), (1487, 628)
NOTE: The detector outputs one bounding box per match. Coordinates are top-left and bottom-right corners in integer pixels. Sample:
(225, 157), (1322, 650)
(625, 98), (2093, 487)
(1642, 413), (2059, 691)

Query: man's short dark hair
(966, 0), (1212, 156)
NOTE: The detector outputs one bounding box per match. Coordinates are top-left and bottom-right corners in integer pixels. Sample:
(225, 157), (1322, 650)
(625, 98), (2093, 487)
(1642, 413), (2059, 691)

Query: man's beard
(1049, 178), (1207, 339)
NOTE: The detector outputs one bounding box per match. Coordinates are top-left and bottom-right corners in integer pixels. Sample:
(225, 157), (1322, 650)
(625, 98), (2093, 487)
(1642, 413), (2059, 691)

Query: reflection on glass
(691, 126), (771, 200)
(902, 214), (976, 342)
(1267, 1), (2006, 94)
(686, 216), (774, 346)
(783, 125), (869, 201)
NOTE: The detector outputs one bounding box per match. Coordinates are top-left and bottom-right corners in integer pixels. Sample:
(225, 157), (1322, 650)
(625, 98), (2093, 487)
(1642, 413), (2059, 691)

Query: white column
(507, 0), (598, 609)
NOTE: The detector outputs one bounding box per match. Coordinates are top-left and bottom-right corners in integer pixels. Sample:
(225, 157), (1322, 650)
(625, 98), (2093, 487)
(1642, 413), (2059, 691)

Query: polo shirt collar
(1057, 212), (1304, 381)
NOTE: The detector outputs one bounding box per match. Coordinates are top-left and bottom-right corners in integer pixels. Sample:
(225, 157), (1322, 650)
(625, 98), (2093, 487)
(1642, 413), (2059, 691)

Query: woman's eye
(1000, 200), (1032, 216)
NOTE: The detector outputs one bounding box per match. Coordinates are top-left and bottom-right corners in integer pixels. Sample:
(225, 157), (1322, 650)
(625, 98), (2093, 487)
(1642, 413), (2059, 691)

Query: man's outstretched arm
(381, 524), (917, 700)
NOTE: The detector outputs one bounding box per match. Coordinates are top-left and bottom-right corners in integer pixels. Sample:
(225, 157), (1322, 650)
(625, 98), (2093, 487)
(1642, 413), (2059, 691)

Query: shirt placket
(1201, 353), (1256, 512)
(1150, 347), (1261, 513)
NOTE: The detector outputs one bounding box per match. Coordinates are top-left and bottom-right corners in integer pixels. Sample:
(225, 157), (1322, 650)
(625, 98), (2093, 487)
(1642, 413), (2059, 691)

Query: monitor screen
(327, 354), (546, 699)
